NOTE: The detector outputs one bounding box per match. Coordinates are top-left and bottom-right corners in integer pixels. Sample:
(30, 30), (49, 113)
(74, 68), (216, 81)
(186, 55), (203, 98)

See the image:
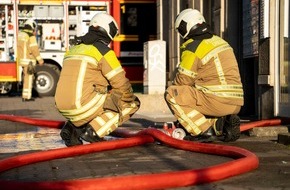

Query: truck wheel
(0, 82), (13, 95)
(34, 65), (59, 97)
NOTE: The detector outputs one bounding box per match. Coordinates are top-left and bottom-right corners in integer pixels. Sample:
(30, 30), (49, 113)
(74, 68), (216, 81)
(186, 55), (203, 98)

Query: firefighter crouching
(17, 19), (44, 101)
(55, 13), (140, 147)
(165, 9), (244, 142)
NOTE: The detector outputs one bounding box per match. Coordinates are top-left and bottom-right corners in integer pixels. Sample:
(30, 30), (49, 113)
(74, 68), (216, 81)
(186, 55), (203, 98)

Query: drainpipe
(273, 0), (279, 116)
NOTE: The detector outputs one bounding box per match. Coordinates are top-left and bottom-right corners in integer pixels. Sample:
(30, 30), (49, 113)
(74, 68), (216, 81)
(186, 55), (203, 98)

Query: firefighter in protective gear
(165, 9), (244, 142)
(17, 19), (44, 101)
(55, 13), (140, 147)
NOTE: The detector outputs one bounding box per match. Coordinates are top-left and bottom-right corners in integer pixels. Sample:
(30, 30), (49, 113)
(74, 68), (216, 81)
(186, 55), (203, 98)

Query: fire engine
(0, 0), (156, 96)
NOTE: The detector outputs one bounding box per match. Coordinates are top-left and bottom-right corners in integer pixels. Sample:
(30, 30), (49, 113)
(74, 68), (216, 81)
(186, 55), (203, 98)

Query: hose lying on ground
(0, 114), (284, 190)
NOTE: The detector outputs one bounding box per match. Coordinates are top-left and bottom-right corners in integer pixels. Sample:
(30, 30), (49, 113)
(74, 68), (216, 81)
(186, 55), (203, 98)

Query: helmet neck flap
(81, 25), (112, 46)
(186, 22), (213, 40)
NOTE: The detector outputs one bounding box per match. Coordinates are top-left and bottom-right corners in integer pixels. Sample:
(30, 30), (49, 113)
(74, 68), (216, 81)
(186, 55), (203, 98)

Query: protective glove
(109, 89), (140, 125)
(118, 95), (140, 125)
(103, 94), (119, 112)
(121, 92), (135, 102)
(27, 61), (36, 74)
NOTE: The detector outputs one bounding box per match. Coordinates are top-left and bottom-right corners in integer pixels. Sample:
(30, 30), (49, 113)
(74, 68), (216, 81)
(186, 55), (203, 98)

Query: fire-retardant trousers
(165, 85), (241, 136)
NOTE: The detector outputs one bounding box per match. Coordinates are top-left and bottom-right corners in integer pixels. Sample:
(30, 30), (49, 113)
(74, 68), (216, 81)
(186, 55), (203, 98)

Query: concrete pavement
(0, 95), (290, 190)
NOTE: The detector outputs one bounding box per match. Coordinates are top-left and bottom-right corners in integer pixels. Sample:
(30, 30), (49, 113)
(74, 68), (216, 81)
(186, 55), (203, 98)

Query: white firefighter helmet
(90, 12), (119, 40)
(24, 19), (37, 30)
(175, 8), (205, 39)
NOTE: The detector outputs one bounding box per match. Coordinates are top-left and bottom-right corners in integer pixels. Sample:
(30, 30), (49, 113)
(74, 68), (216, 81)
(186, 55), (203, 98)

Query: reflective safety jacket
(55, 42), (135, 126)
(17, 30), (43, 66)
(174, 35), (244, 106)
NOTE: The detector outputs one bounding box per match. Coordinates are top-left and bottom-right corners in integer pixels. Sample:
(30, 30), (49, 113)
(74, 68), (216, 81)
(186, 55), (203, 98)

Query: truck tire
(0, 82), (13, 95)
(34, 64), (59, 97)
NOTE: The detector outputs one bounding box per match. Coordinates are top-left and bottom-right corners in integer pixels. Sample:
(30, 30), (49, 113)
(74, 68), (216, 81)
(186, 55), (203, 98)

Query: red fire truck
(0, 0), (156, 96)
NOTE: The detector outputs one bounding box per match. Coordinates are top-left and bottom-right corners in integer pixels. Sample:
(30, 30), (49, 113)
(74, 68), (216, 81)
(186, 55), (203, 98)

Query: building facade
(157, 0), (290, 119)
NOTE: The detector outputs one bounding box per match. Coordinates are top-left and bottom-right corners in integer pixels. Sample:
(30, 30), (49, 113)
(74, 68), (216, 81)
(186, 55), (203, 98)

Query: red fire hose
(0, 114), (284, 190)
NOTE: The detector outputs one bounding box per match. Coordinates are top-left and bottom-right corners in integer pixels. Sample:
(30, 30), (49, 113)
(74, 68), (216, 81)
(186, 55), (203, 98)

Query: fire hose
(0, 114), (286, 190)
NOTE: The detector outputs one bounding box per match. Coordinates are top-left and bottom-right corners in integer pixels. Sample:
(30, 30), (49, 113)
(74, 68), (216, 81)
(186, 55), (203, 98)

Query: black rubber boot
(80, 124), (103, 143)
(222, 114), (241, 142)
(183, 134), (217, 142)
(60, 121), (83, 147)
(183, 127), (218, 142)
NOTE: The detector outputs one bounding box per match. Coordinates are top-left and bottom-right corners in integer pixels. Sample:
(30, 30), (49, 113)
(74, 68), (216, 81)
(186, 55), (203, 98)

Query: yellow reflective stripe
(199, 84), (243, 91)
(19, 59), (36, 65)
(187, 110), (208, 128)
(214, 92), (244, 98)
(95, 113), (119, 137)
(28, 74), (33, 87)
(187, 109), (199, 118)
(122, 107), (134, 116)
(213, 55), (227, 85)
(195, 117), (208, 127)
(59, 93), (106, 117)
(23, 73), (34, 99)
(67, 95), (107, 122)
(195, 85), (243, 98)
(104, 50), (121, 69)
(96, 117), (106, 126)
(178, 67), (197, 78)
(64, 55), (98, 66)
(201, 44), (232, 64)
(105, 112), (115, 119)
(19, 33), (29, 57)
(169, 97), (202, 135)
(105, 66), (123, 80)
(22, 89), (32, 99)
(75, 60), (87, 108)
